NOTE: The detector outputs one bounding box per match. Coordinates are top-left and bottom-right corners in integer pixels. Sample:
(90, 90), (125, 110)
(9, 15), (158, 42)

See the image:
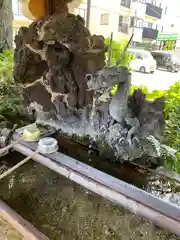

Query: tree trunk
(0, 0), (13, 50)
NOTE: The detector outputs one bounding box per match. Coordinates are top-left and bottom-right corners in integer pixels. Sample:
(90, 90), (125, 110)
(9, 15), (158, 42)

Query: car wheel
(139, 66), (146, 73)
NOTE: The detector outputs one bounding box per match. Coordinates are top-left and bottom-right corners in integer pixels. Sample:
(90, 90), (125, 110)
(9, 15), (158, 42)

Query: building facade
(12, 0), (168, 44)
(130, 0), (165, 43)
(75, 0), (166, 42)
(155, 0), (180, 51)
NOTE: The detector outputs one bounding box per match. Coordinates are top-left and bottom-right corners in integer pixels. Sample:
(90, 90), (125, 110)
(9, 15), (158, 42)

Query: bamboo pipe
(7, 142), (180, 237)
(0, 149), (39, 180)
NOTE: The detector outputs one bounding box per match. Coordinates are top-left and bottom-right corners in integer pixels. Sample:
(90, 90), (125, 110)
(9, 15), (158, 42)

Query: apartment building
(130, 0), (165, 43)
(75, 0), (167, 43)
(12, 0), (168, 44)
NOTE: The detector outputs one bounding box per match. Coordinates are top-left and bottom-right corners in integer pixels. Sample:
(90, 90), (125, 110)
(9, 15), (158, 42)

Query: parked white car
(128, 48), (157, 73)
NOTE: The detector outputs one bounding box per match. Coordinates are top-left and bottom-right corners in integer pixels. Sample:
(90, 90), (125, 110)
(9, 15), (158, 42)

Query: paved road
(131, 69), (180, 92)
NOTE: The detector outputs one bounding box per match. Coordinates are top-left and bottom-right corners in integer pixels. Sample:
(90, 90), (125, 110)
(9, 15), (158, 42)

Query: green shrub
(163, 82), (180, 172)
(0, 50), (30, 128)
(132, 82), (180, 173)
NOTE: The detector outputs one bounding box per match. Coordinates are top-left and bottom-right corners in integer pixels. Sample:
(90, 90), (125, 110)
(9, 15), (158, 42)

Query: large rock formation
(13, 12), (173, 164)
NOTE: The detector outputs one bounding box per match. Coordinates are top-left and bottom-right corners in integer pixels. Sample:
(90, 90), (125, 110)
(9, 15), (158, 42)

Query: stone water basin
(0, 152), (179, 240)
(0, 132), (179, 239)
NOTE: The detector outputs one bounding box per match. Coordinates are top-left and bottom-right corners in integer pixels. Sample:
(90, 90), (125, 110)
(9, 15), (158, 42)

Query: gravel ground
(0, 156), (179, 240)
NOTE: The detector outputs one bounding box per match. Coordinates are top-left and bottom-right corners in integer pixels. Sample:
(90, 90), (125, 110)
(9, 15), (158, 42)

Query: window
(131, 17), (143, 28)
(136, 19), (143, 28)
(143, 21), (153, 29)
(77, 8), (86, 19)
(119, 16), (123, 25)
(143, 21), (149, 27)
(100, 13), (109, 25)
(120, 0), (131, 8)
(148, 22), (153, 28)
(130, 17), (135, 27)
(118, 16), (128, 33)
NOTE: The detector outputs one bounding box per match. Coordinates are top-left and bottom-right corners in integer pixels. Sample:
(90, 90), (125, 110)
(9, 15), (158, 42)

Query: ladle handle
(0, 149), (39, 180)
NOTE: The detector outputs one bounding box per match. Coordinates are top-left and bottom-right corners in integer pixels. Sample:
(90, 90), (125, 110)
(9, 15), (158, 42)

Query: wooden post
(0, 199), (49, 240)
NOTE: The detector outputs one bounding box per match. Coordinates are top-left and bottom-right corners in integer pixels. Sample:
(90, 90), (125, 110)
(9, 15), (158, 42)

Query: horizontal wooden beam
(0, 199), (49, 240)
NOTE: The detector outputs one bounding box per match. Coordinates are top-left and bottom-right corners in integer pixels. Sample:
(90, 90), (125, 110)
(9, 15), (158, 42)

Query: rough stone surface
(13, 12), (171, 164)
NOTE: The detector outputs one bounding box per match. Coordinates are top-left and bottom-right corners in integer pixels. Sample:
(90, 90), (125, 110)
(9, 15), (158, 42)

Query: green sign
(157, 33), (178, 41)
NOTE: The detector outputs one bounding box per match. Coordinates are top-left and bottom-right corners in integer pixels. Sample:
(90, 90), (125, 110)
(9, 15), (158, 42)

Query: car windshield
(140, 51), (153, 59)
(128, 50), (153, 59)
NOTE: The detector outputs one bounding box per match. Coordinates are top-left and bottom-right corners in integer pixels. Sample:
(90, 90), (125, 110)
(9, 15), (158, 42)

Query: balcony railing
(146, 3), (162, 19)
(118, 23), (129, 34)
(142, 27), (158, 39)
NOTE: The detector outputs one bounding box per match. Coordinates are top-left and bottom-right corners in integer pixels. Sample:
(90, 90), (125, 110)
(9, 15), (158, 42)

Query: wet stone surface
(0, 153), (179, 240)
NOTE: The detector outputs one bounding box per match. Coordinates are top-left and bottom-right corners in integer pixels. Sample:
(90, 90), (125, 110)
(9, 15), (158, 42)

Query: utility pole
(86, 0), (91, 29)
(132, 9), (137, 48)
